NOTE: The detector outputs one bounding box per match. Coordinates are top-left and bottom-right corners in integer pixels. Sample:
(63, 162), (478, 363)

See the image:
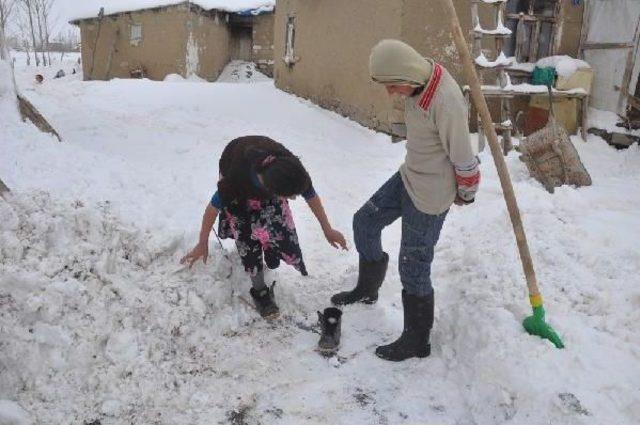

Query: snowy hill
(1, 62), (639, 424)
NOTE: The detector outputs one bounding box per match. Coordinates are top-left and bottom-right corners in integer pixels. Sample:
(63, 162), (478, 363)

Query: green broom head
(523, 295), (565, 349)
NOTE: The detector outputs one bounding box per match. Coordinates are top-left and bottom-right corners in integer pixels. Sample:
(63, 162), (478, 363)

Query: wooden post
(88, 7), (105, 81)
(439, 0), (543, 301)
(104, 29), (120, 80)
(618, 16), (640, 114)
(578, 0), (592, 59)
(530, 19), (541, 61)
(551, 0), (565, 56)
(515, 14), (526, 62)
(470, 0), (482, 66)
(501, 96), (513, 155)
(581, 95), (589, 141)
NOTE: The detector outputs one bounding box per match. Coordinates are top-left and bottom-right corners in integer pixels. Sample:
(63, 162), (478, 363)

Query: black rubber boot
(249, 283), (280, 320)
(317, 307), (342, 353)
(330, 252), (389, 305)
(375, 290), (434, 362)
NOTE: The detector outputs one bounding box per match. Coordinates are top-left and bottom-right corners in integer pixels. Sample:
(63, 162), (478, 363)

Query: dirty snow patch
(217, 61), (270, 83)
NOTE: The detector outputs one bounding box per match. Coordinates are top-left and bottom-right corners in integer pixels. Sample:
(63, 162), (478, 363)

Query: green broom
(439, 0), (564, 348)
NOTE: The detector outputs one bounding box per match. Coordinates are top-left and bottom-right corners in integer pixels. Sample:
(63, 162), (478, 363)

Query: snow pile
(468, 80), (587, 95)
(508, 56), (590, 79)
(216, 60), (270, 83)
(0, 192), (246, 424)
(474, 23), (512, 35)
(475, 51), (513, 68)
(504, 83), (586, 95)
(70, 0), (275, 21)
(0, 400), (31, 425)
(163, 73), (206, 83)
(163, 73), (186, 82)
(508, 61), (536, 73)
(474, 8), (511, 35)
(0, 57), (19, 121)
(2, 64), (640, 424)
(537, 55), (591, 78)
(588, 107), (640, 137)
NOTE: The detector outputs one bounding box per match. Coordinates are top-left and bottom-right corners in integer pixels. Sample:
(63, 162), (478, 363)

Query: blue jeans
(353, 172), (448, 296)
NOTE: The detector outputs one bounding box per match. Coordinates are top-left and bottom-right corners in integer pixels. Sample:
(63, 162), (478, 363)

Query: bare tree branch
(38, 0), (54, 64)
(20, 0), (40, 66)
(14, 8), (33, 64)
(0, 0), (16, 32)
(33, 0), (46, 65)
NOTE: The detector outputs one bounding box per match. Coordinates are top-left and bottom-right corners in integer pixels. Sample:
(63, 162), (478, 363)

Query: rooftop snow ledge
(69, 0), (275, 22)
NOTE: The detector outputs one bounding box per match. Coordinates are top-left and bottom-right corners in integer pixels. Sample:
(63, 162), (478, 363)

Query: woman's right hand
(180, 241), (209, 268)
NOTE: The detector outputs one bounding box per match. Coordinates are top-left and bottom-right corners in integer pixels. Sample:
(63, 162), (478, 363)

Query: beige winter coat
(370, 40), (475, 214)
(400, 65), (475, 214)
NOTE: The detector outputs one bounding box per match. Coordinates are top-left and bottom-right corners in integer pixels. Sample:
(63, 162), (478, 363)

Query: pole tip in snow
(523, 305), (565, 349)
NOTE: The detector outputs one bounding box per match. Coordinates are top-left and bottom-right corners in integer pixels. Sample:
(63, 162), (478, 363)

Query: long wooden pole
(439, 0), (541, 302)
(88, 7), (105, 81)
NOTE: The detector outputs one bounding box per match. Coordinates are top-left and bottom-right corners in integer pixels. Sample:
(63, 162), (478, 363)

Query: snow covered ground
(216, 61), (271, 84)
(8, 51), (81, 74)
(1, 60), (639, 425)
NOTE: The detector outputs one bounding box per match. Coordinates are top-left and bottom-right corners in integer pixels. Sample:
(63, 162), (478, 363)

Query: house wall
(404, 0), (583, 129)
(274, 0), (584, 132)
(583, 0), (640, 114)
(78, 7), (273, 82)
(401, 0), (482, 84)
(252, 14), (275, 76)
(79, 5), (189, 81)
(273, 0), (487, 131)
(274, 0), (403, 131)
(189, 11), (231, 80)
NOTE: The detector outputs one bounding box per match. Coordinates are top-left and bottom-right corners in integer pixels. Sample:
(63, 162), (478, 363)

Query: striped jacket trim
(418, 63), (443, 111)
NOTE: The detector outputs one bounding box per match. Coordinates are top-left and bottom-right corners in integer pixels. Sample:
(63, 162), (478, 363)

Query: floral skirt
(218, 198), (308, 277)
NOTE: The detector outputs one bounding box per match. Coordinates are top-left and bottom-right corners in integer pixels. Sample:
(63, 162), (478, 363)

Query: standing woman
(182, 135), (347, 319)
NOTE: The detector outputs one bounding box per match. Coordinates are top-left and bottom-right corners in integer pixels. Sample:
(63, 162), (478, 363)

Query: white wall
(584, 0), (640, 113)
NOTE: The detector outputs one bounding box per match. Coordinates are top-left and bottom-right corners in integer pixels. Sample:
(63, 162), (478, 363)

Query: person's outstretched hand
(324, 228), (348, 250)
(180, 241), (209, 268)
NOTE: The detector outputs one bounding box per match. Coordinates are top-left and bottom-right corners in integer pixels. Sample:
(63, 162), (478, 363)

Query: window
(130, 24), (143, 46)
(503, 0), (561, 63)
(284, 16), (296, 65)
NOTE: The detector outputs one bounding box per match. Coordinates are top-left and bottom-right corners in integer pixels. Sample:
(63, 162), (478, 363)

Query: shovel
(439, 0), (564, 348)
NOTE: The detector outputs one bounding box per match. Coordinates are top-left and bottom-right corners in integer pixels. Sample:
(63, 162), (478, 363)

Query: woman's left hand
(324, 228), (348, 250)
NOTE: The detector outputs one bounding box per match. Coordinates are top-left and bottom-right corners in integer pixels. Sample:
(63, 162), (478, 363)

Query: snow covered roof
(69, 0), (275, 22)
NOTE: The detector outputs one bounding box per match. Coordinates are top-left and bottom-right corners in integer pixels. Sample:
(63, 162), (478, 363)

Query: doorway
(231, 26), (253, 61)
